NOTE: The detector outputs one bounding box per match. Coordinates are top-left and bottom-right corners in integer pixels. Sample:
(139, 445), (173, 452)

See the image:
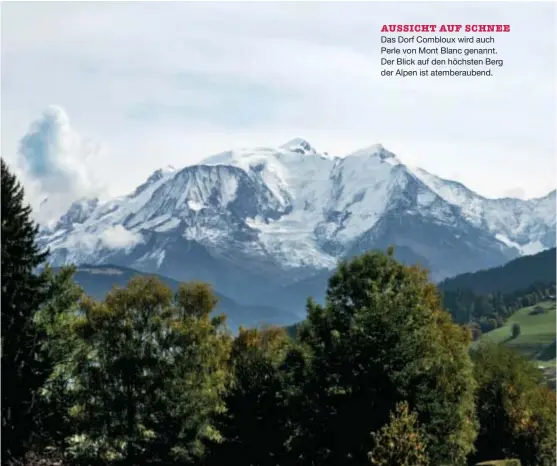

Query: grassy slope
(476, 301), (555, 361)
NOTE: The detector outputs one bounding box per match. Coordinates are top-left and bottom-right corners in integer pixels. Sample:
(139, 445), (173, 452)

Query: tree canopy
(293, 249), (478, 466)
(471, 343), (556, 466)
(2, 166), (553, 466)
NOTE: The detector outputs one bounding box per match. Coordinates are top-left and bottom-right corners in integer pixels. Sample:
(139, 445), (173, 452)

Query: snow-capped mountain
(38, 138), (556, 317)
(412, 168), (556, 256)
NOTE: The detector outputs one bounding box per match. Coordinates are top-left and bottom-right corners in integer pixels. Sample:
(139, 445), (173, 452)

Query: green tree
(52, 277), (231, 465)
(33, 265), (86, 453)
(368, 401), (429, 466)
(1, 159), (51, 461)
(208, 325), (292, 466)
(471, 343), (556, 466)
(512, 323), (521, 339)
(294, 249), (477, 466)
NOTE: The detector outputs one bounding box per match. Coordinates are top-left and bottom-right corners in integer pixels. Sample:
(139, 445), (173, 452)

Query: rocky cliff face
(38, 138), (556, 317)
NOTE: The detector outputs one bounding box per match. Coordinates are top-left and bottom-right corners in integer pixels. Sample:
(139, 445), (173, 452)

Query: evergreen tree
(33, 265), (85, 454)
(1, 159), (50, 461)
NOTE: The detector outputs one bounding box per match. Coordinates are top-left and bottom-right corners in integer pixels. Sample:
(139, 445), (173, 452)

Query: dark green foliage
(440, 248), (556, 337)
(4, 171), (552, 466)
(512, 323), (521, 339)
(284, 322), (301, 339)
(32, 265), (85, 452)
(529, 306), (546, 316)
(47, 277), (231, 465)
(5, 450), (70, 466)
(286, 258), (556, 340)
(292, 249), (477, 466)
(1, 159), (51, 461)
(368, 401), (430, 466)
(471, 344), (556, 466)
(208, 326), (293, 466)
(442, 283), (555, 336)
(536, 341), (556, 362)
(439, 248), (556, 295)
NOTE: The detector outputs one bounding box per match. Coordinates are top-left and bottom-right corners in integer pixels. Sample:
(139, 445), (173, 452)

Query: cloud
(1, 2), (555, 200)
(16, 105), (105, 224)
(100, 225), (143, 250)
(61, 225), (143, 252)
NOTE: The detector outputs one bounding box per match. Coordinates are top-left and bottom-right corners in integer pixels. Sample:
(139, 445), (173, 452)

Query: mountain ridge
(38, 137), (556, 315)
(65, 263), (295, 331)
(439, 247), (556, 295)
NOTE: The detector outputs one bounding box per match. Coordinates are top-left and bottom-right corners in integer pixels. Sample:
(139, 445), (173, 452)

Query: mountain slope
(439, 247), (556, 295)
(38, 136), (555, 316)
(66, 264), (296, 331)
(413, 168), (556, 255)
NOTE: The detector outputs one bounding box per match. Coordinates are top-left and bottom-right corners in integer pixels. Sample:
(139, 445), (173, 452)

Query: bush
(512, 323), (521, 339)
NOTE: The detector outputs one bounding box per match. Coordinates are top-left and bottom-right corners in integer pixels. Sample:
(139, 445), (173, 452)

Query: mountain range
(38, 138), (556, 318)
(64, 264), (293, 331)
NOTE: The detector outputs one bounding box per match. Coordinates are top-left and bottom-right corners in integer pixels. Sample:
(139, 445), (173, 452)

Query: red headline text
(380, 24), (511, 33)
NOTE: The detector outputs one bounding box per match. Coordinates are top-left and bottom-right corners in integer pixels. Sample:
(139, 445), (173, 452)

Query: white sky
(1, 1), (556, 205)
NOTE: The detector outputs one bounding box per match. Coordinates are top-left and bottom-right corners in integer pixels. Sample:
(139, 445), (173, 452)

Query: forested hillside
(439, 248), (556, 294)
(439, 250), (556, 336)
(442, 283), (556, 336)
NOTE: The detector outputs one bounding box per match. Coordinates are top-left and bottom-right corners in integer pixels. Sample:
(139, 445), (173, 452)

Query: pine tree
(1, 159), (50, 460)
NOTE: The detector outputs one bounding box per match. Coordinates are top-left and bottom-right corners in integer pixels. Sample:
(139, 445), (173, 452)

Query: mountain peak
(131, 165), (177, 197)
(148, 165), (176, 181)
(280, 138), (316, 155)
(346, 143), (401, 165)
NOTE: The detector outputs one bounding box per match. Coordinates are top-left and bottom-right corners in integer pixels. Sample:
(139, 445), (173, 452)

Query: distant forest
(439, 248), (556, 336)
(439, 248), (555, 294)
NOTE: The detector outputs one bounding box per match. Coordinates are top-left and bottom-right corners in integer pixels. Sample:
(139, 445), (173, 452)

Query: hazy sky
(2, 1), (556, 213)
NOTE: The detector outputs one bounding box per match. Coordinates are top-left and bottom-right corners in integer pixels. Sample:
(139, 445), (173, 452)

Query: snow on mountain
(38, 138), (555, 310)
(412, 167), (556, 254)
(39, 165), (177, 265)
(197, 141), (421, 269)
(279, 137), (319, 155)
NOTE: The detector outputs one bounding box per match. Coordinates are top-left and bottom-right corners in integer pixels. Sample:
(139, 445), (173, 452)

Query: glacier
(37, 137), (556, 315)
